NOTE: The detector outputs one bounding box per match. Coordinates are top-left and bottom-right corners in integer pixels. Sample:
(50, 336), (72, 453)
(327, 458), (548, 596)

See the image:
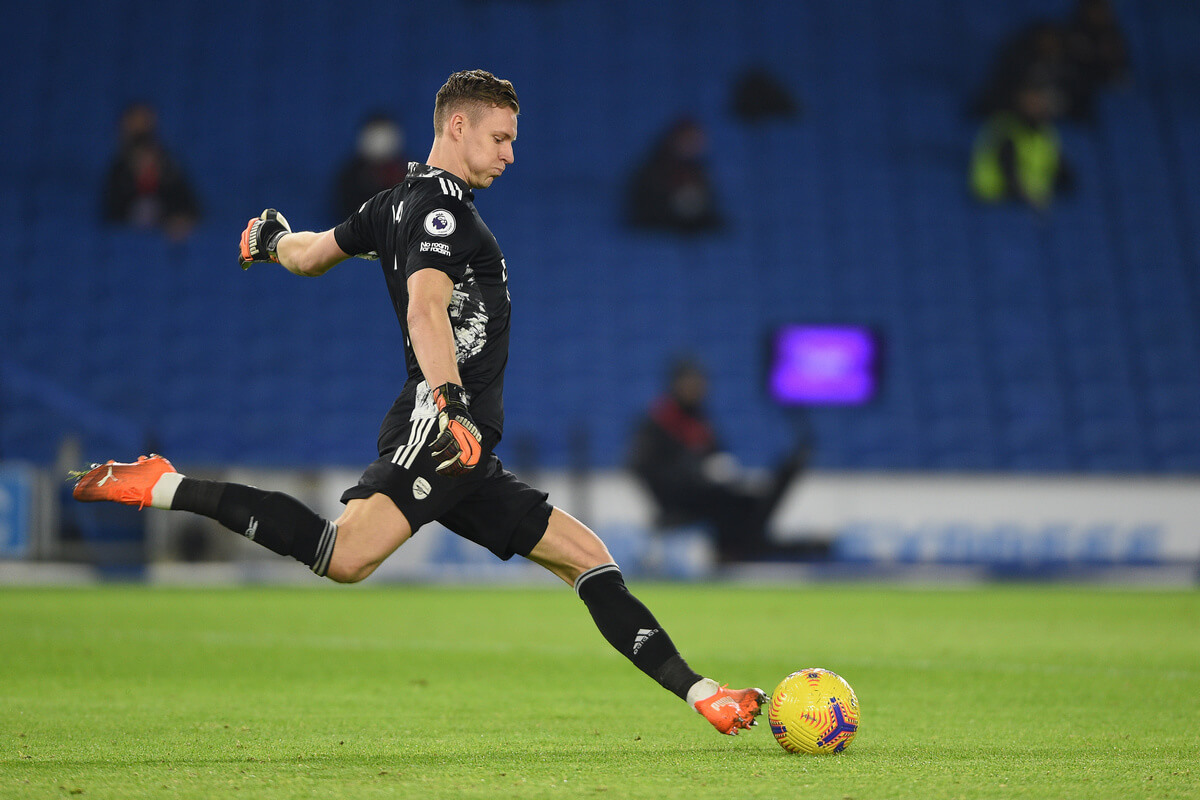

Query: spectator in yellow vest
(971, 81), (1074, 210)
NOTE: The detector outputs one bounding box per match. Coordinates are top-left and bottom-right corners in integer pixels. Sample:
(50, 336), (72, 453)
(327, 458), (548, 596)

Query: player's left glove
(431, 382), (483, 476)
(238, 209), (291, 269)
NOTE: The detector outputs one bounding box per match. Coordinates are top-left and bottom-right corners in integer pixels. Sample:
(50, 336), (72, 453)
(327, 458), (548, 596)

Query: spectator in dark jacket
(625, 118), (723, 234)
(1065, 0), (1130, 91)
(101, 102), (201, 241)
(974, 21), (1095, 122)
(629, 358), (807, 562)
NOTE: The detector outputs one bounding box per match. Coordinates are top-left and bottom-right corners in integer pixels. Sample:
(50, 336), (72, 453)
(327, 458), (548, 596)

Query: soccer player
(73, 70), (764, 736)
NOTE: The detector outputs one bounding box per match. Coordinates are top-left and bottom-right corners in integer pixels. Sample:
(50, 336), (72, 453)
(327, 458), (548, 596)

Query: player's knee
(325, 553), (378, 584)
(325, 497), (412, 584)
(526, 508), (616, 585)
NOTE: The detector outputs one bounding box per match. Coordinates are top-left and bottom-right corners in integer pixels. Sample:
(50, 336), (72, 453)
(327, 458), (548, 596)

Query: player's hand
(238, 209), (292, 269)
(431, 383), (482, 476)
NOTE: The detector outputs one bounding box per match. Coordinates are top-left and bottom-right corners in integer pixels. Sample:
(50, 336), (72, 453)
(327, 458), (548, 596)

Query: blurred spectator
(1065, 0), (1130, 91)
(625, 117), (723, 234)
(628, 357), (807, 563)
(101, 102), (201, 240)
(971, 79), (1074, 210)
(973, 20), (1093, 122)
(729, 66), (801, 123)
(974, 2), (1129, 124)
(334, 113), (409, 220)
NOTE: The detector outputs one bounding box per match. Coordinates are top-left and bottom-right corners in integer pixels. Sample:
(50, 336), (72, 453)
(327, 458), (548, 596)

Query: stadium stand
(1, 0), (1197, 473)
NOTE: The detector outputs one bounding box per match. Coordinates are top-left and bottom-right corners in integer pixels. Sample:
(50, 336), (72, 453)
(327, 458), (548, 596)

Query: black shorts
(340, 415), (552, 561)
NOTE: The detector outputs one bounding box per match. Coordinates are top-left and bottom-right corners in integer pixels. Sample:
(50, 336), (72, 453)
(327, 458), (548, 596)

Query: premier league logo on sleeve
(424, 209), (457, 237)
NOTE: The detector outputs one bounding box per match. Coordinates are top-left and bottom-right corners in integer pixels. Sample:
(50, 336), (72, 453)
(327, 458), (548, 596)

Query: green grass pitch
(2, 584), (1197, 799)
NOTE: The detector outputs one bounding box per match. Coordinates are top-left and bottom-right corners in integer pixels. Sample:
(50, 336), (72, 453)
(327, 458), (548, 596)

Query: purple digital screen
(768, 325), (880, 405)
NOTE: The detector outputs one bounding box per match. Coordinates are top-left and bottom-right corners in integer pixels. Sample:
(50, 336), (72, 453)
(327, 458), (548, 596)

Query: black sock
(171, 479), (337, 576)
(574, 564), (703, 700)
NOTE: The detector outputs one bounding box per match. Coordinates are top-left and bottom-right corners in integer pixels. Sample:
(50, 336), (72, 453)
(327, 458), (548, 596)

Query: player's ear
(448, 112), (467, 142)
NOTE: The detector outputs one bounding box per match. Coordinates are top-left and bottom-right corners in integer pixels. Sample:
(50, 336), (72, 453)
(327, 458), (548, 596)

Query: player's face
(461, 105), (517, 189)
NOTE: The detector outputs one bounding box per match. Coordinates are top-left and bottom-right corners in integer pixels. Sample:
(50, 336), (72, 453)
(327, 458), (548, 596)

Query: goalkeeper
(73, 69), (764, 736)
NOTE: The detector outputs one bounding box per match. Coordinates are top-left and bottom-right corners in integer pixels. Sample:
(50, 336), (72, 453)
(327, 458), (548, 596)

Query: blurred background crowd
(1, 0), (1197, 574)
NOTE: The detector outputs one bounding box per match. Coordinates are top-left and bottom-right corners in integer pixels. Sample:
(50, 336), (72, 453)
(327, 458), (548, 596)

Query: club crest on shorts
(424, 209), (456, 237)
(413, 477), (432, 500)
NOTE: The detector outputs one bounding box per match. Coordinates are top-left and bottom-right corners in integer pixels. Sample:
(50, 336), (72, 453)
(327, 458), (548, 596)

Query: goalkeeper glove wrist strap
(265, 229), (288, 255)
(433, 382), (469, 411)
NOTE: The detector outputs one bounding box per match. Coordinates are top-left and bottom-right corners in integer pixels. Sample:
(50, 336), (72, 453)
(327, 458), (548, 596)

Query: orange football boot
(71, 454), (177, 510)
(693, 683), (766, 735)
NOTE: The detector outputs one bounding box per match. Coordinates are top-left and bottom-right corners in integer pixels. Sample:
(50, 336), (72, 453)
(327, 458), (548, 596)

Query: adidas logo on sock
(632, 628), (658, 655)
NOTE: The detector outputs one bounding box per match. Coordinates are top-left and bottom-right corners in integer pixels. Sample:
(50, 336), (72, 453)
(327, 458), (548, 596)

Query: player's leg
(525, 508), (765, 735)
(524, 509), (702, 698)
(522, 507), (613, 584)
(71, 455), (411, 582)
(527, 511), (702, 697)
(73, 455), (340, 575)
(324, 492), (414, 583)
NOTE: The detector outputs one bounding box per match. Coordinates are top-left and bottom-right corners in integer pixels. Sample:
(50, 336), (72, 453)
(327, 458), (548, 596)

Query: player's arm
(274, 230), (349, 277)
(239, 209), (350, 276)
(407, 267), (482, 475)
(406, 267), (462, 390)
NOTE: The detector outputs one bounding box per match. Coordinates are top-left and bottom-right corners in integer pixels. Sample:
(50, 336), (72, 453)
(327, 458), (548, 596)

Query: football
(768, 668), (860, 754)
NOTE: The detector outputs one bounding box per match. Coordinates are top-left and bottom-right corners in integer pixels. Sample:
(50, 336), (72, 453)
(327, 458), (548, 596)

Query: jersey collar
(406, 162), (473, 198)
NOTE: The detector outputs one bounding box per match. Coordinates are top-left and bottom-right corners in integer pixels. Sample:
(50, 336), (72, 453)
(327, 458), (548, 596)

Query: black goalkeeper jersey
(333, 162), (511, 443)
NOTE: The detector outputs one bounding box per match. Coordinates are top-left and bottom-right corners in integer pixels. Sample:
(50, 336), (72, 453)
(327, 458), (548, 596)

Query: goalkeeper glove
(431, 383), (483, 476)
(239, 209), (291, 269)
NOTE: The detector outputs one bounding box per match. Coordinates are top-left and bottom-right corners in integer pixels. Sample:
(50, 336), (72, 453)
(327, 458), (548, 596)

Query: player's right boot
(691, 680), (766, 735)
(71, 455), (177, 510)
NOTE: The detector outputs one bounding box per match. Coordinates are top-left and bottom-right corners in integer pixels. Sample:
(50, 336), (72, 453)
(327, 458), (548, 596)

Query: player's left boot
(691, 680), (766, 735)
(71, 454), (177, 510)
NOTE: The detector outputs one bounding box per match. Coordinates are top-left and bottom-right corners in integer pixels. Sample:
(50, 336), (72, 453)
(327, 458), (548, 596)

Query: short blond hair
(433, 69), (520, 135)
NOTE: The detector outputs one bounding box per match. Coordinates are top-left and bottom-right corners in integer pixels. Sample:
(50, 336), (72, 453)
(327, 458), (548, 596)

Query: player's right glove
(238, 209), (291, 269)
(430, 383), (483, 476)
